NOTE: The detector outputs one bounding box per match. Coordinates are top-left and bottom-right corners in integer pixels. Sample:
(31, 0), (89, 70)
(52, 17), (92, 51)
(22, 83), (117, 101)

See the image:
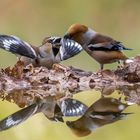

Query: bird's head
(66, 121), (91, 137)
(65, 24), (88, 37)
(64, 24), (96, 46)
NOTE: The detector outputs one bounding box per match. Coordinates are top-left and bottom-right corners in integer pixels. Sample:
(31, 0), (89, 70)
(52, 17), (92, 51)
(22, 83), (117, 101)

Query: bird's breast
(88, 51), (127, 64)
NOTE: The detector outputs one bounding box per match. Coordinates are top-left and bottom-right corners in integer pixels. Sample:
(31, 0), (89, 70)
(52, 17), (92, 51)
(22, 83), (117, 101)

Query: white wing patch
(59, 46), (64, 60)
(6, 116), (22, 127)
(3, 39), (19, 51)
(60, 98), (88, 116)
(70, 41), (74, 47)
(79, 104), (84, 111)
(75, 42), (83, 50)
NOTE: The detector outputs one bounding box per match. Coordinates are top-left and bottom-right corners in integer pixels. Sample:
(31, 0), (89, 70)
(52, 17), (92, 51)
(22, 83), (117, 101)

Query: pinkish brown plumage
(64, 24), (132, 70)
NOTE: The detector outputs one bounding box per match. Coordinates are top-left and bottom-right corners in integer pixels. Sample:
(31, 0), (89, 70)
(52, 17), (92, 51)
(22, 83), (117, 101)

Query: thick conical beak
(64, 33), (72, 39)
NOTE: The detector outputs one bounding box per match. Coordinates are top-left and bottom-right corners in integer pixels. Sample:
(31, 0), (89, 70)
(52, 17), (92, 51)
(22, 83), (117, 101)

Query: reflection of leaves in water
(120, 84), (140, 105)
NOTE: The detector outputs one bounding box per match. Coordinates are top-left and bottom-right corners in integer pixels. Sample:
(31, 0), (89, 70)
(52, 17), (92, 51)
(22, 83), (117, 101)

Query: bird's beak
(64, 33), (72, 39)
(49, 116), (64, 122)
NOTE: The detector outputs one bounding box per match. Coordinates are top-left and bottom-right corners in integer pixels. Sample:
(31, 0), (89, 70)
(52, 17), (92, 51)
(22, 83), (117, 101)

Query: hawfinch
(64, 24), (132, 70)
(0, 35), (83, 68)
(0, 98), (88, 131)
(66, 97), (131, 137)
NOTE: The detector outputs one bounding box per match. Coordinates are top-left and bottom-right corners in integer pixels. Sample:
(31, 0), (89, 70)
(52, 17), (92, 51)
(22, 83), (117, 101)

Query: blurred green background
(0, 0), (140, 140)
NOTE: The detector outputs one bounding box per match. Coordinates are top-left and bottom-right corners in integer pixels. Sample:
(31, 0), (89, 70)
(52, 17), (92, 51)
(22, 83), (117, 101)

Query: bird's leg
(118, 94), (123, 102)
(97, 64), (104, 77)
(100, 89), (105, 98)
(100, 64), (104, 71)
(118, 90), (124, 102)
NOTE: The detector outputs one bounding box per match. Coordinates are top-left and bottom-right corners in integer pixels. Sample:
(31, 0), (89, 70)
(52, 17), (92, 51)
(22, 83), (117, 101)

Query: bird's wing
(89, 111), (132, 122)
(0, 104), (39, 131)
(88, 42), (132, 51)
(0, 35), (37, 58)
(88, 97), (128, 113)
(60, 38), (83, 60)
(59, 98), (88, 117)
(90, 111), (120, 120)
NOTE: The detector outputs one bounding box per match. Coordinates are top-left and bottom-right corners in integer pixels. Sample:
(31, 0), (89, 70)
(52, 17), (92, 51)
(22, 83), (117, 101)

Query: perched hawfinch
(0, 97), (88, 131)
(66, 97), (131, 137)
(64, 24), (132, 70)
(0, 35), (82, 68)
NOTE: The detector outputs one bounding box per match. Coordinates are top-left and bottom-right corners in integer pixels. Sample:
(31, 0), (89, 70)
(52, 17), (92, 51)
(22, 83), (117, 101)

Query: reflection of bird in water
(0, 97), (88, 131)
(66, 97), (132, 137)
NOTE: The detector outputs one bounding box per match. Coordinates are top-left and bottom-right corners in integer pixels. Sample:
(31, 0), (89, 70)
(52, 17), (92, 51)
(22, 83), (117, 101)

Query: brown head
(66, 121), (91, 137)
(64, 24), (97, 46)
(66, 24), (88, 36)
(42, 36), (51, 45)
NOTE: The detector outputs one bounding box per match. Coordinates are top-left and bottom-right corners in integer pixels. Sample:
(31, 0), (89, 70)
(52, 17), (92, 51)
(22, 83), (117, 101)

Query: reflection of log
(0, 56), (140, 107)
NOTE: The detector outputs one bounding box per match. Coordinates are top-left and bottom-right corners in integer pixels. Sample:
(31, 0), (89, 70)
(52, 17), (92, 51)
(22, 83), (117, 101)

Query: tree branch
(0, 56), (140, 107)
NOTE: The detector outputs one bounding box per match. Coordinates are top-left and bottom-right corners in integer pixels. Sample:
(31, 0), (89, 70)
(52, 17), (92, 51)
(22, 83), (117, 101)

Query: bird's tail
(120, 112), (134, 120)
(116, 43), (133, 50)
(123, 47), (133, 50)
